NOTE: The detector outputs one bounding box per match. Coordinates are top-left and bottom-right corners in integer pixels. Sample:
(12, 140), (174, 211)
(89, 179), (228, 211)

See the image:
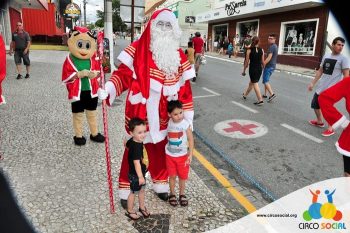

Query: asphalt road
(113, 38), (347, 200)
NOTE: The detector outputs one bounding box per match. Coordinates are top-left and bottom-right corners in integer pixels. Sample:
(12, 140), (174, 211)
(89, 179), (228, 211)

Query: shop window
(213, 24), (228, 51)
(236, 20), (259, 52)
(281, 19), (318, 56)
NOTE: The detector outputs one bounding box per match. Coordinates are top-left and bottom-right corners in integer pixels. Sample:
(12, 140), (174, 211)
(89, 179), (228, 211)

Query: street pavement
(191, 49), (347, 200)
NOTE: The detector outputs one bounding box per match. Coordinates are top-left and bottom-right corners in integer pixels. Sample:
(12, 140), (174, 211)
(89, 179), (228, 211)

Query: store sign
(64, 3), (81, 18)
(185, 16), (195, 23)
(225, 0), (247, 16)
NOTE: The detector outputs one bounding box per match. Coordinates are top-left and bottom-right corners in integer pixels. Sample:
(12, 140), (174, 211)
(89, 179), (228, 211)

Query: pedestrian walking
(242, 36), (264, 106)
(0, 33), (6, 106)
(9, 22), (31, 79)
(262, 33), (278, 102)
(319, 78), (350, 177)
(227, 42), (233, 58)
(234, 34), (240, 57)
(125, 118), (150, 220)
(308, 36), (349, 137)
(242, 35), (252, 63)
(185, 41), (196, 81)
(192, 31), (204, 77)
(208, 36), (212, 52)
(188, 33), (193, 42)
(166, 100), (194, 207)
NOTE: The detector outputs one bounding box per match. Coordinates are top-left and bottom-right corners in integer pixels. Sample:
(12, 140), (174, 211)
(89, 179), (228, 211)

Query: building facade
(1, 0), (48, 49)
(196, 0), (330, 69)
(22, 2), (65, 43)
(158, 0), (212, 47)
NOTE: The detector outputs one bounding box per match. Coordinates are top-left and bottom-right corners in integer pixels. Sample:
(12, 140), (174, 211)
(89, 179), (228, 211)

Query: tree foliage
(95, 0), (127, 32)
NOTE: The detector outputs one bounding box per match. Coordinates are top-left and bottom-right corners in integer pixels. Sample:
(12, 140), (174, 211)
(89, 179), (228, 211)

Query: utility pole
(131, 0), (134, 42)
(83, 0), (87, 27)
(104, 0), (115, 70)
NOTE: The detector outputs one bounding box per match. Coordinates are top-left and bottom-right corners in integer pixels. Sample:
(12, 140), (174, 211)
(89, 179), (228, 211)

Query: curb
(204, 54), (315, 79)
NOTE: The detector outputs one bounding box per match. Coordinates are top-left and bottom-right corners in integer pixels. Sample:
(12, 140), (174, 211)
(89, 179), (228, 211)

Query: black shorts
(71, 91), (98, 113)
(14, 50), (30, 66)
(343, 155), (350, 174)
(128, 174), (145, 193)
(311, 93), (320, 109)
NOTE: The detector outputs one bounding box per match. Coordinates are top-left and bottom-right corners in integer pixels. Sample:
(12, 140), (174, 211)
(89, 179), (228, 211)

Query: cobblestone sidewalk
(0, 50), (246, 233)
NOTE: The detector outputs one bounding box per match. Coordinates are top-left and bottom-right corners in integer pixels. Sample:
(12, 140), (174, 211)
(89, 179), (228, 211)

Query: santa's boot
(73, 112), (86, 145)
(85, 110), (105, 143)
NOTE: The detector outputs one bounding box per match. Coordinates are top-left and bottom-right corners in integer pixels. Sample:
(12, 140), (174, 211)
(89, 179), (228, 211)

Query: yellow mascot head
(67, 26), (96, 59)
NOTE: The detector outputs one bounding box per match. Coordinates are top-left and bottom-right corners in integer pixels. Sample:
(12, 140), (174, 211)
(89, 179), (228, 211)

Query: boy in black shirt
(125, 118), (150, 220)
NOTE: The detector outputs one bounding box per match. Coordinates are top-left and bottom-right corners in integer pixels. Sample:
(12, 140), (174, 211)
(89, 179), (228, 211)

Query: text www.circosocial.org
(256, 213), (298, 218)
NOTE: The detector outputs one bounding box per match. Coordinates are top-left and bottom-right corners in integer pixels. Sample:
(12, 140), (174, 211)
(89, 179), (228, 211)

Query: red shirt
(192, 36), (204, 53)
(0, 35), (6, 82)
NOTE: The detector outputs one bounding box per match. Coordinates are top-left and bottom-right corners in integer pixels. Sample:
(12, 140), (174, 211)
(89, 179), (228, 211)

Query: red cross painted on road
(223, 122), (258, 135)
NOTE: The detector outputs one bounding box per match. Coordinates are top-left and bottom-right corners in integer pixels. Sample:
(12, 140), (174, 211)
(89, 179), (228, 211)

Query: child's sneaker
(309, 120), (325, 128)
(322, 128), (335, 137)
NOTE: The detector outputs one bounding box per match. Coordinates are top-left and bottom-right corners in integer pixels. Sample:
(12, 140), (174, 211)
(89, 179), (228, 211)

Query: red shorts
(166, 154), (190, 180)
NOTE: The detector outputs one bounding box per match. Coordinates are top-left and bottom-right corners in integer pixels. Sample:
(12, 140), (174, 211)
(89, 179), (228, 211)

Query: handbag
(200, 55), (207, 65)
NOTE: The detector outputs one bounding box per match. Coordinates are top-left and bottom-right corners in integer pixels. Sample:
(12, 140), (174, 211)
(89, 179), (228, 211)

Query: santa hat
(69, 26), (96, 39)
(73, 26), (89, 33)
(133, 8), (177, 104)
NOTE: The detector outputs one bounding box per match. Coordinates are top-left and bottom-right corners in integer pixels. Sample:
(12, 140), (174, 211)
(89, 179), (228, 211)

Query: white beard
(150, 27), (181, 79)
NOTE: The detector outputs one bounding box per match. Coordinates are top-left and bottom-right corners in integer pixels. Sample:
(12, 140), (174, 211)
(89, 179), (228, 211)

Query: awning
(13, 0), (48, 11)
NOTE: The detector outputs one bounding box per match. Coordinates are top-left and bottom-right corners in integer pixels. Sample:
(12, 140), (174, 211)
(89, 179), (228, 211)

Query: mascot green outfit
(62, 26), (105, 145)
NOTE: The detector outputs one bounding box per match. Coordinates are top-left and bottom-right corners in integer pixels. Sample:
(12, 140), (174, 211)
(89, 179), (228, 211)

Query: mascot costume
(103, 9), (195, 205)
(62, 26), (105, 145)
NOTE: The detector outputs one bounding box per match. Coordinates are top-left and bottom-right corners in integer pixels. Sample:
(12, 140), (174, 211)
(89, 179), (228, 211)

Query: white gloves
(341, 119), (349, 129)
(88, 71), (100, 79)
(98, 88), (108, 100)
(77, 70), (90, 78)
(77, 70), (100, 79)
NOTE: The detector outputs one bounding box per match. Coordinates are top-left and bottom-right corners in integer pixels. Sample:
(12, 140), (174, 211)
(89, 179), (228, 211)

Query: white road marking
(231, 101), (259, 114)
(281, 123), (324, 144)
(205, 55), (241, 64)
(202, 87), (220, 96)
(193, 94), (217, 99)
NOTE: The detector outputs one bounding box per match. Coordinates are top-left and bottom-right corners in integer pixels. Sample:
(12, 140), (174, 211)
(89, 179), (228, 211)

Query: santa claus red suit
(319, 78), (350, 157)
(0, 34), (6, 105)
(105, 9), (195, 201)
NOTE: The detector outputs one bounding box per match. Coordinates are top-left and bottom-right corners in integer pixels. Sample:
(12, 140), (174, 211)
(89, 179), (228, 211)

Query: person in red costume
(101, 9), (195, 206)
(0, 33), (6, 106)
(319, 78), (350, 177)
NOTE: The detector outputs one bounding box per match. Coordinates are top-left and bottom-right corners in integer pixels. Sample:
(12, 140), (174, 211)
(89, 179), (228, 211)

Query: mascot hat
(133, 8), (177, 104)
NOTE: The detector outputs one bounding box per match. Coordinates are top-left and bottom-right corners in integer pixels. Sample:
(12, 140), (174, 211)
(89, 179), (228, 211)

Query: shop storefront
(1, 0), (48, 49)
(196, 0), (329, 69)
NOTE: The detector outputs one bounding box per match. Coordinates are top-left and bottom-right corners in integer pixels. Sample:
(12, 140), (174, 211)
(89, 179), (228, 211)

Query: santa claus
(319, 78), (350, 177)
(101, 9), (195, 205)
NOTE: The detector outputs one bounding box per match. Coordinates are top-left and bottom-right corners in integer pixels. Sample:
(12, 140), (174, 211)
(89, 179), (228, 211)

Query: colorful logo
(303, 189), (342, 221)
